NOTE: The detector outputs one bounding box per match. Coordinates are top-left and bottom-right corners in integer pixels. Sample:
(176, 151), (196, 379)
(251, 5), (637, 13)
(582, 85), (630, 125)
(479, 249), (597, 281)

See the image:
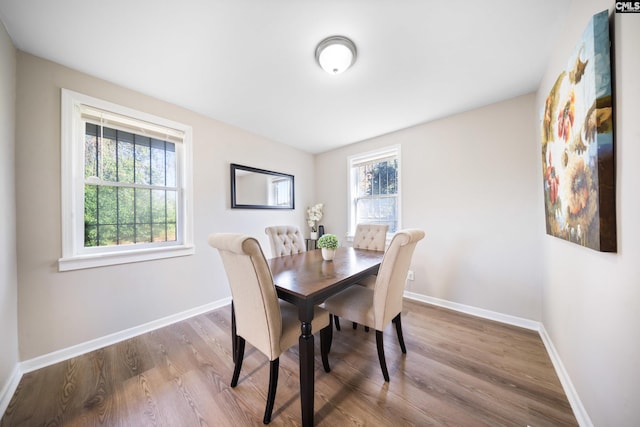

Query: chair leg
(327, 315), (335, 353)
(353, 321), (369, 332)
(231, 301), (237, 363)
(375, 331), (390, 382)
(334, 315), (341, 331)
(320, 325), (331, 372)
(230, 337), (245, 387)
(263, 358), (279, 424)
(393, 313), (407, 354)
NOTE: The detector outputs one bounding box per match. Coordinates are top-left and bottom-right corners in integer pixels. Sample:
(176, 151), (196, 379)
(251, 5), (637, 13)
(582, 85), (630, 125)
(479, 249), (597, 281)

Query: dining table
(269, 246), (385, 427)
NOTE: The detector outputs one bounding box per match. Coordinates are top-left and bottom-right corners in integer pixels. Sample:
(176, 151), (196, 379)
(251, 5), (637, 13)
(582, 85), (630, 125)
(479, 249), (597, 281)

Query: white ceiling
(0, 0), (570, 154)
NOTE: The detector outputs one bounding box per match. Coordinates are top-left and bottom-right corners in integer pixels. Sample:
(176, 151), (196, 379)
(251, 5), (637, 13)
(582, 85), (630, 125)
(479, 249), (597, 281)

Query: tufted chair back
(265, 225), (307, 257)
(208, 233), (284, 359)
(353, 224), (389, 251)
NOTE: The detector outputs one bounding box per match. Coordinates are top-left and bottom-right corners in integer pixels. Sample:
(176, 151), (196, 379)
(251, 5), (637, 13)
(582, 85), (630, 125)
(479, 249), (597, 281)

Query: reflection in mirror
(231, 163), (294, 209)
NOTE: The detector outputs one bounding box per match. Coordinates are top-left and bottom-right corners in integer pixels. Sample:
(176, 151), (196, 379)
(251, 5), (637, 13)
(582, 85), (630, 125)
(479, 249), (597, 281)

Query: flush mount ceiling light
(315, 36), (357, 75)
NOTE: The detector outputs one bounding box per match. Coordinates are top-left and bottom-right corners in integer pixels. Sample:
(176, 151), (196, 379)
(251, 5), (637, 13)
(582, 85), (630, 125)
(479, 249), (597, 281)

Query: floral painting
(541, 9), (616, 252)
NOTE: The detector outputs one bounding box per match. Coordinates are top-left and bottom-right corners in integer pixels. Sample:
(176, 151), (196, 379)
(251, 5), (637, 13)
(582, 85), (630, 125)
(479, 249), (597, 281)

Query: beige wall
(15, 53), (315, 360)
(538, 2), (640, 426)
(0, 20), (18, 399)
(316, 93), (544, 321)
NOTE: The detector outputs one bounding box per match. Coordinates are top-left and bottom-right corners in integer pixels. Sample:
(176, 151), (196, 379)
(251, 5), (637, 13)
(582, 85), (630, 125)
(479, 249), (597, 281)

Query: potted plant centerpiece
(317, 234), (339, 261)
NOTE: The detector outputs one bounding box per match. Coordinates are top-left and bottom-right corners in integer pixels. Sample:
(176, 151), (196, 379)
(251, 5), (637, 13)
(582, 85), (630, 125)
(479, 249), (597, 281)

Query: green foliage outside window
(83, 124), (177, 247)
(357, 159), (398, 197)
(354, 158), (398, 233)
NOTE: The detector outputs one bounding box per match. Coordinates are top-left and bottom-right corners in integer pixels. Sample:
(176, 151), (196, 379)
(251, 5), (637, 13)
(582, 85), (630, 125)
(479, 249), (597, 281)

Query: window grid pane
(118, 137), (134, 183)
(84, 123), (178, 248)
(151, 139), (166, 186)
(85, 127), (98, 179)
(355, 159), (398, 197)
(134, 135), (151, 185)
(355, 195), (398, 233)
(350, 151), (399, 234)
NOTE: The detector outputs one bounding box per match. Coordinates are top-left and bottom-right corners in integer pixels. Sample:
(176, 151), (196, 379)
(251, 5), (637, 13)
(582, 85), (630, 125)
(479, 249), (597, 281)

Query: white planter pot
(321, 248), (336, 261)
(310, 232), (318, 240)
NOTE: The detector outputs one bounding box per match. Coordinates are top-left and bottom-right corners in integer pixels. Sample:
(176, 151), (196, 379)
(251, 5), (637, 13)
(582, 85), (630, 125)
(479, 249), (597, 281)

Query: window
(59, 89), (194, 271)
(270, 177), (291, 207)
(348, 146), (401, 238)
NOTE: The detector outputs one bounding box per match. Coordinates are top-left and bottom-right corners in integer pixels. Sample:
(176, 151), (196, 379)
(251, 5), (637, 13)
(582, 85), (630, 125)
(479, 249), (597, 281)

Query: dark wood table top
(269, 247), (384, 304)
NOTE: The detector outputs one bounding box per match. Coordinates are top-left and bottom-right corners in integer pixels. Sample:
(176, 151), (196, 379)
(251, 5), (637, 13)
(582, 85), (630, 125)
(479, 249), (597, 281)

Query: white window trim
(346, 145), (401, 242)
(59, 89), (194, 271)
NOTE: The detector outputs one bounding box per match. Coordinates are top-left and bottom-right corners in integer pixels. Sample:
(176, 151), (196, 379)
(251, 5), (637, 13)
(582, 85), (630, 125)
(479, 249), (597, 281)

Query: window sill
(58, 245), (195, 271)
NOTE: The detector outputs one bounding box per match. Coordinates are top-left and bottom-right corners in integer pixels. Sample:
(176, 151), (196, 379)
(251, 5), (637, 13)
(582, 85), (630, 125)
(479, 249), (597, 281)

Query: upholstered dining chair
(208, 233), (331, 424)
(345, 223), (389, 331)
(265, 225), (307, 257)
(323, 229), (425, 382)
(353, 223), (389, 251)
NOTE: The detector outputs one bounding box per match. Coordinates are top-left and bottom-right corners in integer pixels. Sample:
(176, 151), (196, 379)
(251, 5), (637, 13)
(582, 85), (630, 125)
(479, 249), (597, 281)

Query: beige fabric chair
(353, 223), (389, 289)
(353, 223), (389, 251)
(323, 229), (425, 382)
(353, 223), (389, 286)
(345, 223), (389, 331)
(265, 225), (307, 257)
(208, 233), (331, 424)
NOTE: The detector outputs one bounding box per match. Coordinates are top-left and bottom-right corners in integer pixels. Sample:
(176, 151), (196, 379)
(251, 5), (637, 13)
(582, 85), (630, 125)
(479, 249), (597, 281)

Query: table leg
(299, 320), (314, 427)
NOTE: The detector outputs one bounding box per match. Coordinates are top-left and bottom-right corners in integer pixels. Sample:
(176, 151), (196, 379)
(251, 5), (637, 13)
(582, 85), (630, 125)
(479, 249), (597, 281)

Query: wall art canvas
(541, 9), (616, 252)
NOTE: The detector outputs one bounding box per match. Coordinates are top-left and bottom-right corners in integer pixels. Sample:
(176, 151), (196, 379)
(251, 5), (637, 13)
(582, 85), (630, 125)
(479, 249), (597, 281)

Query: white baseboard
(403, 291), (541, 331)
(0, 364), (22, 418)
(404, 291), (592, 427)
(538, 325), (593, 427)
(20, 296), (231, 375)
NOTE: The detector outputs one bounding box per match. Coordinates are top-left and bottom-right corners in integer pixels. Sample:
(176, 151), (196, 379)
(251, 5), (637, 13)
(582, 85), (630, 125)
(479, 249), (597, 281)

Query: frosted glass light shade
(315, 36), (357, 75)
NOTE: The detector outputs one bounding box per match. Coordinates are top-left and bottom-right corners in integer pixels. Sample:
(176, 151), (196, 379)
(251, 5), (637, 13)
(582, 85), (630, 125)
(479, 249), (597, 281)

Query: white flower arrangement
(306, 203), (323, 232)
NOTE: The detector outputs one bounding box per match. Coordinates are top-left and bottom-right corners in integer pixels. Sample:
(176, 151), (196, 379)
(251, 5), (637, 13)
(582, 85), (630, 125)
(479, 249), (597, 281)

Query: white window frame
(347, 145), (401, 242)
(59, 89), (194, 271)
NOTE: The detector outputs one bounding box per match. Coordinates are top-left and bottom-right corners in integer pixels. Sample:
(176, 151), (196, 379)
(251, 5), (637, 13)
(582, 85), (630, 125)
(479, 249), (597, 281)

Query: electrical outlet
(407, 270), (414, 281)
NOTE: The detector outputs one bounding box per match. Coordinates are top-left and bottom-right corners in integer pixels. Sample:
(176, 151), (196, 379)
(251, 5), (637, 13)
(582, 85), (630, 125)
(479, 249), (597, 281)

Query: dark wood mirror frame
(230, 163), (295, 209)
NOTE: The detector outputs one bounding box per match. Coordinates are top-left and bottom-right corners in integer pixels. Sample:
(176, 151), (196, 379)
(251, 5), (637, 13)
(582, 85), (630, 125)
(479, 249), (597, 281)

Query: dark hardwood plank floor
(1, 299), (577, 426)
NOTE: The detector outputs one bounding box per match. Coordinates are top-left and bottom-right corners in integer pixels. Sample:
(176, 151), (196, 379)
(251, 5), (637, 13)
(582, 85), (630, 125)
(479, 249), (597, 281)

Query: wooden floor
(1, 300), (577, 426)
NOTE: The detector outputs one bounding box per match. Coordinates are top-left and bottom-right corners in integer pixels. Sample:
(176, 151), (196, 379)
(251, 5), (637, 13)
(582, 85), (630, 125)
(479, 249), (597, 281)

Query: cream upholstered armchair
(208, 233), (331, 424)
(265, 225), (306, 257)
(323, 229), (425, 382)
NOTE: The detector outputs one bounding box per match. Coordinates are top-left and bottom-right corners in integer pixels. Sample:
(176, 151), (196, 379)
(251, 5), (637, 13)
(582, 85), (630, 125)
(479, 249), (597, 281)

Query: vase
(321, 248), (336, 261)
(310, 231), (318, 240)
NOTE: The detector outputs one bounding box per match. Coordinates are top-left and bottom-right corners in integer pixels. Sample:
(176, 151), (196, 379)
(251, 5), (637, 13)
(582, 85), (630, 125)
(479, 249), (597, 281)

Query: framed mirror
(231, 163), (295, 209)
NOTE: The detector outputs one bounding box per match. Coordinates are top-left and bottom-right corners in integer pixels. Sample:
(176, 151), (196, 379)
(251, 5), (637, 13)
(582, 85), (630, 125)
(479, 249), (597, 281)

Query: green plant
(317, 234), (339, 250)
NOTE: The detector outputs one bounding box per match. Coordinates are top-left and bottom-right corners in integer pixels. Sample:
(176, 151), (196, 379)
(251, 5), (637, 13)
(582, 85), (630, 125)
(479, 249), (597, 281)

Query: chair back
(373, 229), (425, 330)
(208, 233), (282, 360)
(265, 225), (306, 257)
(353, 223), (389, 251)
